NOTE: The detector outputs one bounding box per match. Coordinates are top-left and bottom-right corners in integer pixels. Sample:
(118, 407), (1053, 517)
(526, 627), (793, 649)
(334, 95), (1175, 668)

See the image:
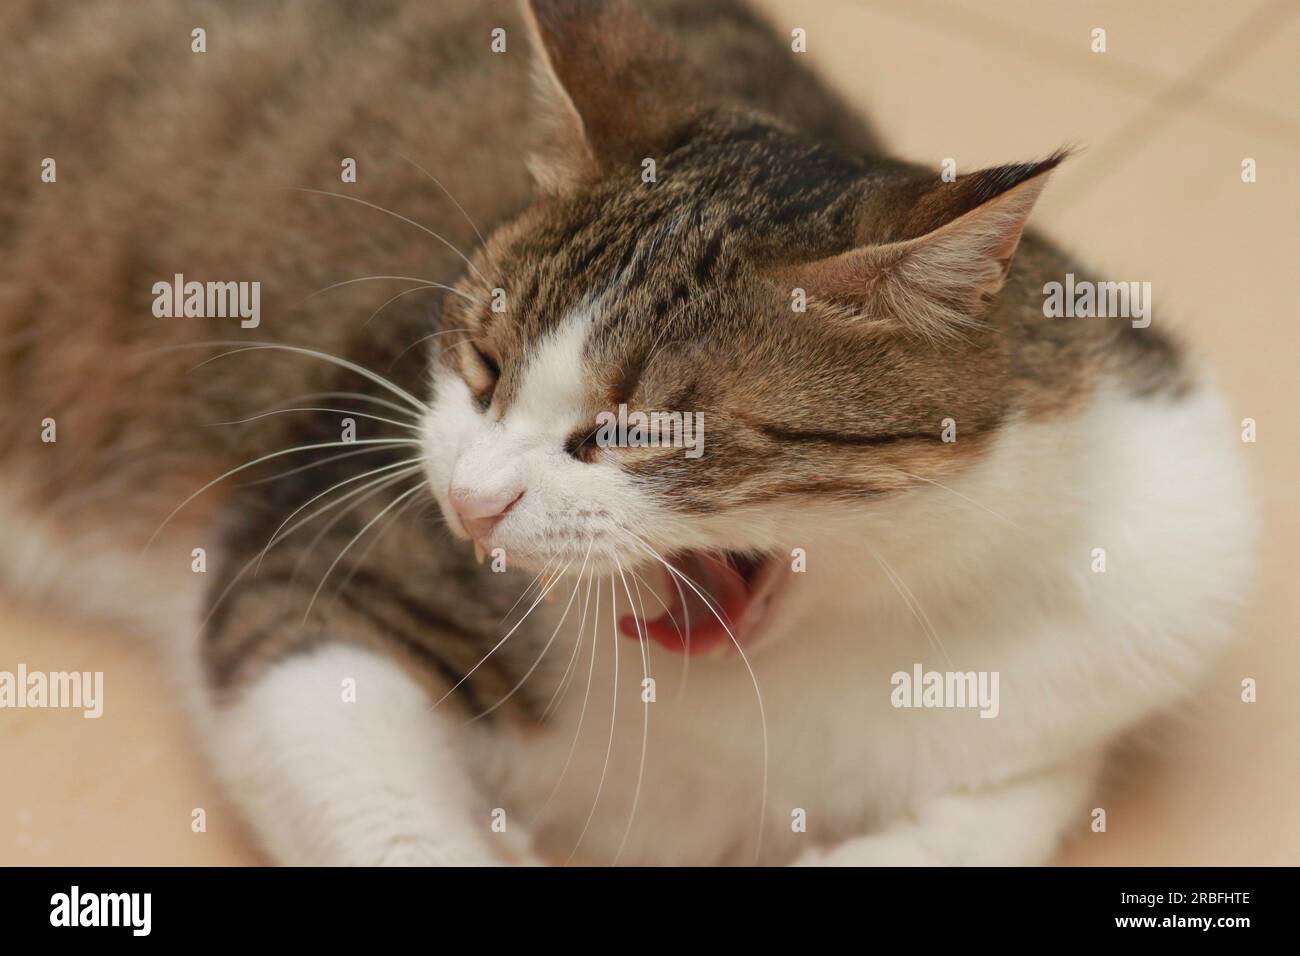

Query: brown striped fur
(0, 0), (1188, 709)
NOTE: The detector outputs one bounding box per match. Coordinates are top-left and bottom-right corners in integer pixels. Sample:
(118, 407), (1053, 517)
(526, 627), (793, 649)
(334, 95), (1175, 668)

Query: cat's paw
(791, 828), (943, 867)
(371, 836), (540, 867)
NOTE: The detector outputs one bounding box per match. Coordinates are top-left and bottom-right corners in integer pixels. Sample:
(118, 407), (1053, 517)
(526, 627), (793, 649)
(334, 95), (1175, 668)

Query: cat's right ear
(521, 0), (703, 194)
(770, 155), (1065, 344)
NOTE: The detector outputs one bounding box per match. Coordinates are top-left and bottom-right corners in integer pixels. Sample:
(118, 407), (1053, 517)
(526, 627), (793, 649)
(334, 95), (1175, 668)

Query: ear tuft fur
(521, 0), (702, 193)
(774, 152), (1067, 344)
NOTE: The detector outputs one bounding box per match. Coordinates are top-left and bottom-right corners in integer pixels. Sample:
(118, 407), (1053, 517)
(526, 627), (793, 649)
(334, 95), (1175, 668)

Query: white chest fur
(480, 380), (1254, 865)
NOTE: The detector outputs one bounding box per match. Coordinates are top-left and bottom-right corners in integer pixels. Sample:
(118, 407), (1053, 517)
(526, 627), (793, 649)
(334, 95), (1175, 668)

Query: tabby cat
(0, 0), (1253, 865)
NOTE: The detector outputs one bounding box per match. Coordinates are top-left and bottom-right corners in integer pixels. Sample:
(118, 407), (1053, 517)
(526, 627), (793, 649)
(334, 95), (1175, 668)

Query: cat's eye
(565, 427), (601, 463)
(463, 342), (500, 410)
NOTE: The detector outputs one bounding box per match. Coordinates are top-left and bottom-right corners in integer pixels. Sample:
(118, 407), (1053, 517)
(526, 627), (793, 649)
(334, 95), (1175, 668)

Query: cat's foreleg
(207, 642), (528, 866)
(796, 757), (1101, 866)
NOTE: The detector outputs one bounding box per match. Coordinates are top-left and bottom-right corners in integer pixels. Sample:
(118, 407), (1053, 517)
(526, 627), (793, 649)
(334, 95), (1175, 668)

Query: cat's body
(0, 0), (1252, 865)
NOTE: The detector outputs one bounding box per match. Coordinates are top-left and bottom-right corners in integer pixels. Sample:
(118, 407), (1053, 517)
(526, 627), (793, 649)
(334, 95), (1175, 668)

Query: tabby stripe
(749, 420), (940, 447)
(330, 584), (491, 719)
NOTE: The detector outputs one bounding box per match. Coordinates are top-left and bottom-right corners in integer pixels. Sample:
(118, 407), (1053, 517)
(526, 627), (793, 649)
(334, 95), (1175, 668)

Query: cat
(0, 0), (1253, 865)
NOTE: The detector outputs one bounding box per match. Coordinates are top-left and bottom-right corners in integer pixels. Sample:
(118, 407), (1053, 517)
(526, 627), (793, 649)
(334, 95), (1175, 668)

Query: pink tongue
(618, 553), (750, 655)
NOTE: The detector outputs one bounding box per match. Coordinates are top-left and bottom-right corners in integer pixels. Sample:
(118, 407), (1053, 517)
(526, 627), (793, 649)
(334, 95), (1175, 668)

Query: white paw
(368, 831), (543, 867)
(792, 828), (943, 867)
(372, 838), (502, 867)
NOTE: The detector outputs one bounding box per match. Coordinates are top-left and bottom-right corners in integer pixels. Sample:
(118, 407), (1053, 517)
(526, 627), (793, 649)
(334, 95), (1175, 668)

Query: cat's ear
(522, 0), (702, 193)
(772, 155), (1065, 342)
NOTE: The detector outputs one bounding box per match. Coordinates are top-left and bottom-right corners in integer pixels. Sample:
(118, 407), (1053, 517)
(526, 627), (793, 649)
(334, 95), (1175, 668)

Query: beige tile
(1210, 9), (1300, 120)
(0, 606), (261, 865)
(762, 0), (1300, 866)
(881, 0), (1275, 90)
(756, 0), (1155, 169)
(4, 1), (1294, 868)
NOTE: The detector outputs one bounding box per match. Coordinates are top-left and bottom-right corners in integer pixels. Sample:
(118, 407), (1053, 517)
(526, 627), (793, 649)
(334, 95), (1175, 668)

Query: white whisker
(426, 557), (571, 712)
(289, 187), (491, 287)
(563, 575), (622, 866)
(294, 273), (478, 309)
(146, 437), (418, 548)
(361, 284), (451, 328)
(280, 390), (422, 420)
(209, 406), (421, 433)
(540, 570), (594, 722)
(183, 341), (428, 413)
(886, 466), (1024, 531)
(324, 484), (428, 611)
(300, 482), (426, 625)
(387, 327), (473, 372)
(628, 533), (769, 864)
(258, 459), (425, 572)
(872, 550), (953, 668)
(239, 444), (413, 488)
(530, 575), (601, 828)
(390, 150), (498, 273)
(612, 560), (650, 866)
(289, 468), (420, 584)
(465, 549), (586, 724)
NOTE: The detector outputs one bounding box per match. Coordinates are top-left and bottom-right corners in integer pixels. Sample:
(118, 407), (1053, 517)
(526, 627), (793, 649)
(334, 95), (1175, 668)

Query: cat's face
(420, 0), (1058, 654)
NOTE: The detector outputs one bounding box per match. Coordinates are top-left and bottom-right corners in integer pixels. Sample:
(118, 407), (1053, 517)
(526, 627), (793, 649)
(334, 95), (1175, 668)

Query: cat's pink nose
(449, 486), (523, 541)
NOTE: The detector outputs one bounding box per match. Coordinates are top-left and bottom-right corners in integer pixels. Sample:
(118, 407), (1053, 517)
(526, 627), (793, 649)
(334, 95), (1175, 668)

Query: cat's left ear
(772, 155), (1065, 342)
(522, 0), (703, 193)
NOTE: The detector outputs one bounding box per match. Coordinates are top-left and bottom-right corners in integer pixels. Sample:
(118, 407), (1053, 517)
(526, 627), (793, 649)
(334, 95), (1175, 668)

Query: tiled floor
(2, 0), (1297, 865)
(754, 0), (1300, 865)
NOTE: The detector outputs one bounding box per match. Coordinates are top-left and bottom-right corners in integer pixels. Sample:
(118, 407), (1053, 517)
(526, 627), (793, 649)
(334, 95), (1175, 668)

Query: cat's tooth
(474, 542), (485, 565)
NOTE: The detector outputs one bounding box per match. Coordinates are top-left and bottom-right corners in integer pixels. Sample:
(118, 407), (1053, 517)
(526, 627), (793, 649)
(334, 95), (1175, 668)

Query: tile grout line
(1048, 0), (1298, 212)
(837, 0), (1300, 150)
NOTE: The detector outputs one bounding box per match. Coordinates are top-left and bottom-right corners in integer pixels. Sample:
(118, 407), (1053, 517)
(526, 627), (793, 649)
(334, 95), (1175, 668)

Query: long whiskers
(209, 406), (422, 433)
(274, 390), (423, 420)
(540, 570), (595, 722)
(884, 465), (1025, 532)
(361, 285), (458, 328)
(466, 544), (590, 724)
(871, 550), (953, 668)
(289, 187), (491, 287)
(611, 558), (651, 866)
(497, 554), (561, 628)
(257, 459), (425, 573)
(626, 531), (769, 865)
(530, 575), (601, 829)
(425, 558), (571, 712)
(288, 468), (421, 585)
(146, 436), (419, 548)
(195, 465), (422, 637)
(239, 443), (414, 488)
(300, 481), (426, 625)
(183, 341), (428, 413)
(323, 481), (429, 612)
(389, 149), (499, 275)
(387, 327), (472, 372)
(563, 575), (621, 866)
(294, 274), (479, 310)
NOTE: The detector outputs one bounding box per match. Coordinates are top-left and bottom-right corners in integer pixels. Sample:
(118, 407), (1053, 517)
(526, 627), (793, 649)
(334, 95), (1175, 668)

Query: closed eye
(565, 426), (602, 463)
(462, 342), (499, 410)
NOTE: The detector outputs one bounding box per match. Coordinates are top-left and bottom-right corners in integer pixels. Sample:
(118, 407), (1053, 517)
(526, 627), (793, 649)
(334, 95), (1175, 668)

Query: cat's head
(422, 0), (1061, 654)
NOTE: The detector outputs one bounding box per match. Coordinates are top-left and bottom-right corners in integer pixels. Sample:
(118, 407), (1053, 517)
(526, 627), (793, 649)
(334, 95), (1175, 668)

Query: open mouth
(618, 551), (788, 656)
